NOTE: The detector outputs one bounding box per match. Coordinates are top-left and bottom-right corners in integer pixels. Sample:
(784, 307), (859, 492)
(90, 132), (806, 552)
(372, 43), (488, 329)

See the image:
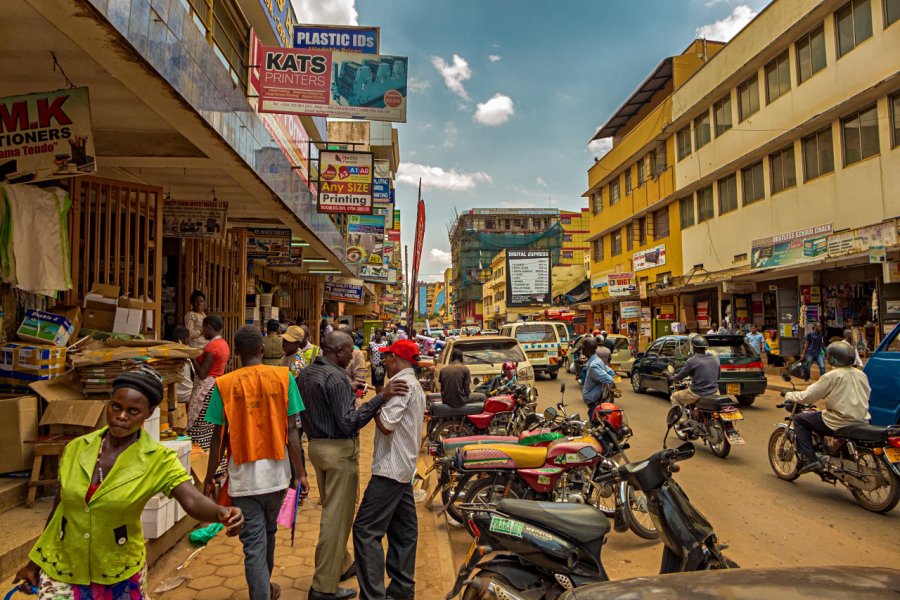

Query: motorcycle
(667, 366), (745, 459)
(767, 373), (900, 513)
(426, 381), (538, 443)
(448, 407), (736, 599)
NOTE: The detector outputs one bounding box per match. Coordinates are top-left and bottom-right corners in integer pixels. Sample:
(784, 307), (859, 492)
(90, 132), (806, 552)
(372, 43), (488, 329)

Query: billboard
(607, 272), (636, 297)
(620, 301), (642, 320)
(257, 44), (408, 122)
(345, 214), (385, 265)
(318, 150), (373, 214)
(246, 228), (291, 259)
(163, 200), (227, 239)
(293, 25), (379, 54)
(373, 178), (391, 200)
(324, 276), (364, 303)
(505, 249), (551, 307)
(751, 224), (832, 269)
(633, 244), (666, 272)
(0, 87), (95, 184)
(360, 261), (390, 283)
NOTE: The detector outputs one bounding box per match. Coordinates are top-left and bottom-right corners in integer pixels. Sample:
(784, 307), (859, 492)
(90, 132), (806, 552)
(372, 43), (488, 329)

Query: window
(887, 0), (900, 26)
(512, 219), (521, 228)
(696, 186), (714, 222)
(637, 159), (645, 187)
(610, 179), (620, 204)
(677, 125), (692, 160)
(694, 111), (711, 149)
(713, 94), (732, 137)
(592, 191), (603, 214)
(638, 217), (647, 246)
(653, 144), (668, 174)
(485, 219), (495, 230)
(842, 104), (880, 164)
(626, 223), (634, 251)
(679, 196), (695, 228)
(660, 340), (677, 357)
(796, 24), (826, 84)
(765, 50), (791, 104)
(836, 0), (873, 57)
(741, 161), (765, 205)
(738, 74), (760, 121)
(654, 207), (670, 239)
(802, 126), (835, 180)
(563, 233), (573, 242)
(892, 93), (900, 147)
(770, 145), (797, 193)
(646, 339), (665, 356)
(718, 174), (738, 214)
(592, 239), (604, 261)
(562, 250), (574, 259)
(625, 167), (633, 194)
(611, 230), (623, 256)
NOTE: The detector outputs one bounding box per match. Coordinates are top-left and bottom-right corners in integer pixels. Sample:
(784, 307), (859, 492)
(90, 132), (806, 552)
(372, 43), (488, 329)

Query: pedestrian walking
(281, 325), (320, 376)
(263, 319), (284, 366)
(369, 329), (389, 394)
(745, 324), (765, 356)
(353, 339), (426, 600)
(187, 314), (229, 451)
(843, 329), (864, 367)
(202, 326), (307, 600)
(338, 323), (368, 391)
(801, 323), (826, 382)
(14, 366), (243, 598)
(297, 331), (409, 600)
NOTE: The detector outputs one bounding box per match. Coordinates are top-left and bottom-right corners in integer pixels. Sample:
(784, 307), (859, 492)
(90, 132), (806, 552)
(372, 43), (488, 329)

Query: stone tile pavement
(147, 420), (458, 600)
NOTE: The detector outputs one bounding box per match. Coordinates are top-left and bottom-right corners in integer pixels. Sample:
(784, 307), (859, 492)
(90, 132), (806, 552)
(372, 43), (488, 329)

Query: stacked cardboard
(77, 358), (187, 394)
(82, 284), (144, 335)
(0, 343), (67, 392)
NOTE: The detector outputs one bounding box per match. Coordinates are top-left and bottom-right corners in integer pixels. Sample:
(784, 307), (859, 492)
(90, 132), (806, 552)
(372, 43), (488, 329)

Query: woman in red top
(187, 314), (230, 451)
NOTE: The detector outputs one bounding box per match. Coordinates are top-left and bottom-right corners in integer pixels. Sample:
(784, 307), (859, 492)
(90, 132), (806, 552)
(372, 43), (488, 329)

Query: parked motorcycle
(668, 366), (745, 458)
(767, 373), (900, 513)
(426, 381), (538, 443)
(447, 408), (736, 599)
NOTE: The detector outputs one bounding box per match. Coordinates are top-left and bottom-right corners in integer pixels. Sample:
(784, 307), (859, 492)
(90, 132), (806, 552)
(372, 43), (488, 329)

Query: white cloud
(588, 137), (613, 158)
(536, 177), (548, 188)
(291, 0), (358, 25)
(430, 248), (452, 266)
(397, 162), (492, 192)
(696, 5), (758, 41)
(431, 54), (472, 100)
(488, 54), (502, 62)
(443, 122), (459, 149)
(473, 93), (515, 126)
(407, 77), (431, 93)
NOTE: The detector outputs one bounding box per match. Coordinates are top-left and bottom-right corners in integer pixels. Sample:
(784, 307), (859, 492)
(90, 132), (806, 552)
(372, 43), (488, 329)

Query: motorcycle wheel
(431, 420), (475, 443)
(708, 421), (731, 458)
(465, 476), (529, 509)
(441, 473), (476, 525)
(623, 483), (659, 540)
(631, 372), (646, 394)
(462, 572), (516, 600)
(767, 428), (800, 481)
(849, 453), (900, 513)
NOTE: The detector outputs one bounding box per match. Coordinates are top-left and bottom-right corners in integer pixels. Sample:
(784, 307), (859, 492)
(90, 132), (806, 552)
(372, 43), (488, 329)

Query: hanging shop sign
(633, 244), (666, 272)
(388, 207), (401, 242)
(345, 214), (385, 265)
(259, 0), (295, 48)
(317, 150), (373, 214)
(607, 272), (636, 297)
(751, 223), (832, 269)
(162, 200), (227, 239)
(620, 301), (642, 320)
(505, 249), (552, 307)
(324, 275), (364, 303)
(256, 44), (408, 122)
(800, 286), (822, 304)
(267, 245), (303, 267)
(360, 261), (390, 283)
(869, 246), (886, 264)
(884, 261), (900, 284)
(374, 160), (391, 179)
(0, 87), (95, 184)
(827, 221), (897, 258)
(246, 227), (291, 259)
(293, 25), (379, 54)
(373, 178), (391, 200)
(723, 281), (757, 294)
(590, 276), (607, 290)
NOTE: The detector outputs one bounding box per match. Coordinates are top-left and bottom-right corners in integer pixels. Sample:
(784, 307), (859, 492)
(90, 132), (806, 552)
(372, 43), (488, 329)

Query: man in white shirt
(352, 340), (425, 600)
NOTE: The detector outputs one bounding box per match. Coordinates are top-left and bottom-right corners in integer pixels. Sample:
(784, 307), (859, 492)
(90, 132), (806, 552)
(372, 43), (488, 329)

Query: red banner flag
(407, 180), (425, 331)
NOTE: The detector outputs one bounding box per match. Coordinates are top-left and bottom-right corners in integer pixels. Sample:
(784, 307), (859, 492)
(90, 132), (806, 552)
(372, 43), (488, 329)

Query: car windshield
(456, 341), (526, 365)
(707, 339), (756, 358)
(514, 324), (556, 343)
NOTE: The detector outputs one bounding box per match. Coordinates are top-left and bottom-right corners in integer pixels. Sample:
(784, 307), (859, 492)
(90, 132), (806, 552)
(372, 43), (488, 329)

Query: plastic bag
(189, 522), (224, 546)
(277, 487), (298, 528)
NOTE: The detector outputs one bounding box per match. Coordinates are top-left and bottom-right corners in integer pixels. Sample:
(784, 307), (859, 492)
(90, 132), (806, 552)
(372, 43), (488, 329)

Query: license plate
(527, 351), (546, 358)
(886, 447), (900, 463)
(489, 516), (524, 537)
(726, 383), (741, 395)
(721, 410), (743, 421)
(726, 431), (746, 445)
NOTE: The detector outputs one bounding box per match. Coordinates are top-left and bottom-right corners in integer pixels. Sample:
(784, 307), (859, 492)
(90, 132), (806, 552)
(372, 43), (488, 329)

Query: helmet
(691, 335), (709, 349)
(593, 402), (625, 431)
(592, 329), (601, 336)
(600, 330), (608, 338)
(502, 361), (518, 379)
(825, 341), (855, 367)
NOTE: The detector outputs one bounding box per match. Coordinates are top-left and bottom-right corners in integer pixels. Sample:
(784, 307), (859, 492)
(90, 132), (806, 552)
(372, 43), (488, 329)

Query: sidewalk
(147, 419), (458, 599)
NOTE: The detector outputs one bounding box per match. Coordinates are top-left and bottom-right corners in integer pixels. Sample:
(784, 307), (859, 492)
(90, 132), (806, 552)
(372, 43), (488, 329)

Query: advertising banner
(267, 245), (303, 267)
(318, 150), (373, 214)
(163, 200), (227, 239)
(373, 178), (391, 200)
(633, 244), (666, 272)
(388, 207), (401, 242)
(324, 276), (364, 303)
(827, 221), (897, 257)
(293, 25), (379, 54)
(505, 249), (552, 307)
(751, 224), (832, 269)
(408, 194), (426, 330)
(246, 228), (291, 259)
(361, 261), (390, 283)
(607, 272), (636, 297)
(374, 160), (391, 179)
(345, 214), (385, 265)
(590, 276), (607, 290)
(258, 0), (295, 47)
(0, 87), (95, 184)
(257, 44), (408, 122)
(620, 301), (642, 320)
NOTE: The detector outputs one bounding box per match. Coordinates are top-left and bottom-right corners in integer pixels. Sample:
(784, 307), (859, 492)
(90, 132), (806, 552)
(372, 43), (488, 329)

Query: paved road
(447, 373), (900, 581)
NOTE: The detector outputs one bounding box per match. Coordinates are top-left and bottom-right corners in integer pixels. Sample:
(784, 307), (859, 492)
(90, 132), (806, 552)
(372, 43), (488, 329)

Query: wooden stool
(25, 436), (75, 508)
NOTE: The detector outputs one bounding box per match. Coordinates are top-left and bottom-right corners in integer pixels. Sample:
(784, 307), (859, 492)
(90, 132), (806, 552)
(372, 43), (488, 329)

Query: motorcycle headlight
(527, 386), (538, 403)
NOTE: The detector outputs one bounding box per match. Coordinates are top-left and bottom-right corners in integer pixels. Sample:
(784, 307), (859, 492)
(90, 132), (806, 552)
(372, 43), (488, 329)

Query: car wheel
(737, 394), (756, 407)
(549, 370), (558, 380)
(631, 372), (646, 394)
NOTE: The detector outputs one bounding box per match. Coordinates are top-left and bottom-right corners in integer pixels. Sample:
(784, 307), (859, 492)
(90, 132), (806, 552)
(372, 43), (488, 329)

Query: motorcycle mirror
(676, 442), (695, 459)
(781, 372), (791, 382)
(577, 446), (598, 461)
(543, 407), (558, 420)
(666, 364), (675, 374)
(666, 405), (684, 428)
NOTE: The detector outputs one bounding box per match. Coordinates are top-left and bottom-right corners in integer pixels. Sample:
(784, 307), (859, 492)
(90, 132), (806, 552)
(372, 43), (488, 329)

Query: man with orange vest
(203, 325), (307, 600)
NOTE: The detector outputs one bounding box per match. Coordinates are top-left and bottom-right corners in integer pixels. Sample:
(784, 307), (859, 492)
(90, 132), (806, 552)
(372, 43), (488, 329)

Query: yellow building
(584, 40), (723, 348)
(560, 208), (591, 269)
(482, 251), (508, 329)
(669, 0), (900, 351)
(443, 267), (454, 326)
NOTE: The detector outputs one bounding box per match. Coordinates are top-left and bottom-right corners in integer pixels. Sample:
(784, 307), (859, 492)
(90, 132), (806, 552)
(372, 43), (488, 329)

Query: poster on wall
(827, 221), (897, 257)
(607, 272), (636, 296)
(751, 224), (832, 269)
(293, 25), (379, 54)
(246, 228), (291, 259)
(633, 244), (666, 272)
(163, 200), (228, 239)
(345, 214), (385, 265)
(266, 245), (303, 267)
(360, 261), (390, 283)
(318, 150), (373, 214)
(324, 275), (364, 303)
(620, 301), (642, 320)
(505, 249), (552, 307)
(0, 87), (96, 184)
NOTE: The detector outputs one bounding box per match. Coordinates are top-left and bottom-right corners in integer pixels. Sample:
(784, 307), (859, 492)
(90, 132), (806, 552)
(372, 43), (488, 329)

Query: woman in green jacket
(14, 365), (244, 598)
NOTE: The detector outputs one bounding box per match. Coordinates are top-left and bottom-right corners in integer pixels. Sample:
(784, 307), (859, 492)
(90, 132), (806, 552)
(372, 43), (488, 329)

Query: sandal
(271, 582), (282, 600)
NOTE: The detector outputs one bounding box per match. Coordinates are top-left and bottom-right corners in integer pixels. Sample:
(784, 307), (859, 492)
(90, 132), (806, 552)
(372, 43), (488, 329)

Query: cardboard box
(113, 306), (143, 336)
(0, 395), (38, 473)
(142, 493), (175, 539)
(161, 439), (192, 473)
(39, 398), (107, 435)
(0, 343), (66, 373)
(17, 308), (80, 347)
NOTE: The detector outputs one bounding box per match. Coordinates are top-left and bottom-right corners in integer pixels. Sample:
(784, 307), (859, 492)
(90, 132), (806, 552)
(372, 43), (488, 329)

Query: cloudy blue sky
(295, 0), (772, 282)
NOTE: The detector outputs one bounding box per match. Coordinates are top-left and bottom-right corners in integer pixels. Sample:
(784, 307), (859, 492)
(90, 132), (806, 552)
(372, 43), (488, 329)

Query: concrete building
(443, 267), (455, 326)
(668, 0), (900, 353)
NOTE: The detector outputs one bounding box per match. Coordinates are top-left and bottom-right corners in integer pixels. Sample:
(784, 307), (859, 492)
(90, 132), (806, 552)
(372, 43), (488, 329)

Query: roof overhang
(591, 58), (673, 141)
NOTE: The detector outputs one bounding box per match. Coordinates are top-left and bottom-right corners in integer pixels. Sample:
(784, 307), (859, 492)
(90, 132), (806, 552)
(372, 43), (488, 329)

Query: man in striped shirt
(352, 340), (425, 600)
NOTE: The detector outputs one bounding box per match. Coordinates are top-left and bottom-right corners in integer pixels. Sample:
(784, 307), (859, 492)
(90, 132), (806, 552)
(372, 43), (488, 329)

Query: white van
(499, 321), (562, 379)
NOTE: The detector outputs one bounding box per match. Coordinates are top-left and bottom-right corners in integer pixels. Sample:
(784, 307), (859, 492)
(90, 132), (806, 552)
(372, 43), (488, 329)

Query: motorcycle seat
(695, 395), (736, 412)
(497, 499), (610, 544)
(426, 393), (443, 405)
(834, 422), (892, 442)
(430, 401), (485, 417)
(442, 435), (517, 454)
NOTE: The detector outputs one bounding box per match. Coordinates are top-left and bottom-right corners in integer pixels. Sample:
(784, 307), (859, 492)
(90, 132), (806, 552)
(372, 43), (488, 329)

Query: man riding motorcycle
(785, 340), (871, 474)
(668, 336), (720, 419)
(581, 335), (615, 416)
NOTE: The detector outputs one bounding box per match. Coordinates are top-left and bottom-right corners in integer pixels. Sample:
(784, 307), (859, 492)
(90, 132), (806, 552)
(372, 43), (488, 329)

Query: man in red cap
(352, 339), (425, 600)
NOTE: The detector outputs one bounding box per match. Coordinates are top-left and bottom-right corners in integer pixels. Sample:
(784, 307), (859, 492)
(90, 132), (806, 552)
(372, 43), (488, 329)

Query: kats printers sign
(0, 87), (95, 184)
(318, 151), (373, 214)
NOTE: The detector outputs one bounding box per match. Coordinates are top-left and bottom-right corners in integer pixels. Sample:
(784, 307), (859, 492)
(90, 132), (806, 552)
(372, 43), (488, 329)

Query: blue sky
(295, 0), (772, 282)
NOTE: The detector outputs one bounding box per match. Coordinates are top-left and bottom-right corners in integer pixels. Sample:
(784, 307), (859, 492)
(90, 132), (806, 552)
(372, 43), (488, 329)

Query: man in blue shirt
(580, 336), (615, 417)
(801, 323), (825, 382)
(745, 324), (764, 356)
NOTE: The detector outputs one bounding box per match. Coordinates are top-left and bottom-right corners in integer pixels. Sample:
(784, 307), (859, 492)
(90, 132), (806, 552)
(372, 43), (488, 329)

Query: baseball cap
(379, 339), (420, 365)
(281, 325), (305, 343)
